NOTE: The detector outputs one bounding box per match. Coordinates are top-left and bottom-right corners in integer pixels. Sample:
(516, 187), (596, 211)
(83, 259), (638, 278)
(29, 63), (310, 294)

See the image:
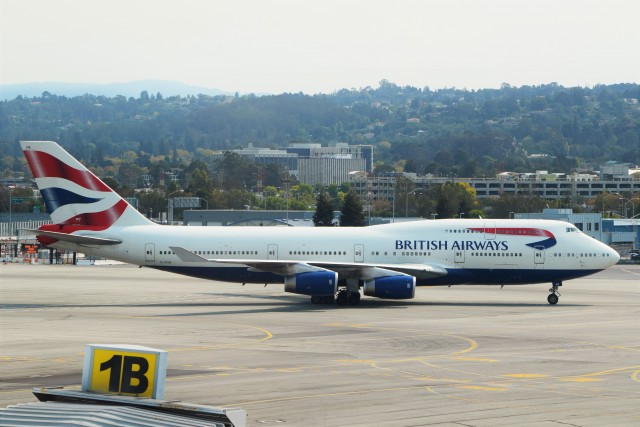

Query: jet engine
(284, 271), (338, 296)
(363, 275), (416, 299)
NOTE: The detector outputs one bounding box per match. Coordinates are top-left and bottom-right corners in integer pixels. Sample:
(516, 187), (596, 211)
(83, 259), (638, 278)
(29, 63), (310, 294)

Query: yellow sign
(82, 344), (167, 399)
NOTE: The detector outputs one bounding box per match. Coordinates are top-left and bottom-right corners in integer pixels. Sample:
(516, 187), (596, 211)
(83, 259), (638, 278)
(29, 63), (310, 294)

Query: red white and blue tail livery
(21, 141), (620, 305)
(22, 141), (150, 246)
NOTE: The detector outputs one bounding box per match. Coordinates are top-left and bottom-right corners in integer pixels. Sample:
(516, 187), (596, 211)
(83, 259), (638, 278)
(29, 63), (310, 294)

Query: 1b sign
(82, 344), (168, 399)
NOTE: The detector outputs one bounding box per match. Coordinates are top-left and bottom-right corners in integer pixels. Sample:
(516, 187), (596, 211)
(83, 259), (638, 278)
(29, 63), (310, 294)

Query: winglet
(170, 246), (209, 262)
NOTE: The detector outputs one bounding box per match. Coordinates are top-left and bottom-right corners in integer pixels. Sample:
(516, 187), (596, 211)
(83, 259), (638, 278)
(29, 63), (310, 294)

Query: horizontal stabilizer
(22, 229), (122, 245)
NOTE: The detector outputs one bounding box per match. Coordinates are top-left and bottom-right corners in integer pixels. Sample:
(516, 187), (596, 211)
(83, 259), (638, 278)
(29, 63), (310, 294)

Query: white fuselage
(53, 218), (619, 286)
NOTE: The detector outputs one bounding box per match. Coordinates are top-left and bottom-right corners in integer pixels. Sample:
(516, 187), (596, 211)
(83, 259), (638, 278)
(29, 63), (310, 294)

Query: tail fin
(21, 141), (151, 228)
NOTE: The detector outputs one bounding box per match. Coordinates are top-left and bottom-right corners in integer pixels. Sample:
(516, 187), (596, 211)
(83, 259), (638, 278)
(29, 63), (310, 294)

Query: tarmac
(1, 262), (639, 426)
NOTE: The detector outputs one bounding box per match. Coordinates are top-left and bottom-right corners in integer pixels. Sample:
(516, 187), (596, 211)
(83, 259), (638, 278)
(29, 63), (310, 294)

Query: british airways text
(396, 240), (509, 251)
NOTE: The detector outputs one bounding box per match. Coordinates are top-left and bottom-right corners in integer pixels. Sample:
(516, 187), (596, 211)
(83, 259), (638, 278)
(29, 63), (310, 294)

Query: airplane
(20, 140), (620, 306)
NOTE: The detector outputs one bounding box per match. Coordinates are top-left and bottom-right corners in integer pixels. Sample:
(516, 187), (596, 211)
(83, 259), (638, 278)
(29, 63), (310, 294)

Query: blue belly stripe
(151, 266), (602, 287)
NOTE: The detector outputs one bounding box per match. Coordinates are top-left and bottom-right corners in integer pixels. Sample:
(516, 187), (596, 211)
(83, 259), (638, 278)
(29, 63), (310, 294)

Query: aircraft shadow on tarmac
(144, 296), (590, 317)
(1, 296), (589, 316)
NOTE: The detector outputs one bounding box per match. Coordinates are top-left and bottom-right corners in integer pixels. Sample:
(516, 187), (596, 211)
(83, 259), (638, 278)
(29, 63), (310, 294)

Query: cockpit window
(565, 226), (581, 233)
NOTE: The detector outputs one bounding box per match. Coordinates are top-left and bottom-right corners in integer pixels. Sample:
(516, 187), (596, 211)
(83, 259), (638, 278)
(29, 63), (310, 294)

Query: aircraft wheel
(547, 293), (559, 305)
(321, 295), (335, 304)
(348, 292), (361, 305)
(336, 290), (349, 306)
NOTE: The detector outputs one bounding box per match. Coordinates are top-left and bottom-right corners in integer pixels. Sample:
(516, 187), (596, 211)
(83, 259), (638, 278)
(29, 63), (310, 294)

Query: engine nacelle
(284, 271), (338, 296)
(364, 275), (416, 299)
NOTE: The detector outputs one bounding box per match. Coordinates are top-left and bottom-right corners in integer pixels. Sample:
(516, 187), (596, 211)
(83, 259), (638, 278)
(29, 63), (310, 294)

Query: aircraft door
(454, 249), (465, 265)
(354, 244), (364, 263)
(268, 244), (278, 260)
(484, 221), (496, 240)
(145, 243), (155, 262)
(534, 245), (545, 268)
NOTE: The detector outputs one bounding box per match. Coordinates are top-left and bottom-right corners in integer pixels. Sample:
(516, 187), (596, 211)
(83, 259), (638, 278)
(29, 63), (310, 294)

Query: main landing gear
(547, 281), (562, 305)
(310, 295), (334, 304)
(311, 290), (361, 306)
(336, 289), (361, 306)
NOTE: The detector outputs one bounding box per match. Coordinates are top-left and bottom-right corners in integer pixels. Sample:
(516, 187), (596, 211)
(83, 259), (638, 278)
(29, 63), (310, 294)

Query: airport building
(287, 143), (374, 173)
(210, 143), (298, 171)
(212, 143), (374, 186)
(182, 209), (316, 227)
(515, 209), (639, 254)
(514, 209), (602, 239)
(297, 156), (367, 186)
(348, 163), (640, 204)
(601, 219), (640, 253)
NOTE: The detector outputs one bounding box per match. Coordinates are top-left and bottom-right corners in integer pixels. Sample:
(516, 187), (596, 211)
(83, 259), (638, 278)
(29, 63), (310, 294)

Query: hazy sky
(1, 0), (638, 94)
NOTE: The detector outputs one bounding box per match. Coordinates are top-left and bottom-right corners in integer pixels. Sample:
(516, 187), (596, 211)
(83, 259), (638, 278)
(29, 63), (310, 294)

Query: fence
(0, 220), (51, 239)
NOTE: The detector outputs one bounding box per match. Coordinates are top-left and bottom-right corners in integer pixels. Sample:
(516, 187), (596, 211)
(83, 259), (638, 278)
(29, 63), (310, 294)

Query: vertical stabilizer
(21, 141), (152, 228)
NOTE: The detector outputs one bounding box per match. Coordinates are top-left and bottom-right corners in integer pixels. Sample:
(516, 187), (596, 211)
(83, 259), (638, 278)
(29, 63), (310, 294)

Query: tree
(188, 168), (213, 199)
(117, 162), (144, 188)
(340, 190), (366, 226)
(262, 163), (288, 187)
(0, 185), (36, 214)
(425, 182), (479, 219)
(137, 189), (166, 220)
(313, 192), (334, 226)
(102, 177), (133, 197)
(589, 191), (635, 218)
(487, 194), (546, 218)
(215, 151), (254, 190)
(291, 183), (315, 210)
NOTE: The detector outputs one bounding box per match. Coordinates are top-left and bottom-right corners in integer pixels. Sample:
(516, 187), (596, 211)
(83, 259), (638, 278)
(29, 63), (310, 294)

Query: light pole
(263, 190), (275, 211)
(281, 179), (290, 223)
(166, 190), (183, 224)
(611, 193), (625, 218)
(367, 191), (372, 226)
(405, 189), (418, 218)
(199, 197), (209, 210)
(625, 198), (639, 219)
(391, 187), (395, 223)
(8, 185), (14, 228)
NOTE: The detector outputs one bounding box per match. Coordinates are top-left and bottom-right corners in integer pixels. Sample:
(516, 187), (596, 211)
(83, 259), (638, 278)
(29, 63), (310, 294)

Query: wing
(170, 246), (447, 279)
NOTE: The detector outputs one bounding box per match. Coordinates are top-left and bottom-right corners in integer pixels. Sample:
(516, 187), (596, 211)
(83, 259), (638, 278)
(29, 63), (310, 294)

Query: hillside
(1, 81), (639, 178)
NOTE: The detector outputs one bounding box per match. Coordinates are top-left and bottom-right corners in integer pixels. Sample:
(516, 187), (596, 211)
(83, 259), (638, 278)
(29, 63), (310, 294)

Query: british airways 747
(21, 141), (620, 305)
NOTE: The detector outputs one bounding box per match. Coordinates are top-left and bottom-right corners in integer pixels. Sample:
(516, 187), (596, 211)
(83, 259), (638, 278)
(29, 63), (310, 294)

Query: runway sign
(81, 344), (168, 399)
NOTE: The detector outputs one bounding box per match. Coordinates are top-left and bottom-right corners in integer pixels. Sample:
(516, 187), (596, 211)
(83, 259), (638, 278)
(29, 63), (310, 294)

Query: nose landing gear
(547, 281), (562, 305)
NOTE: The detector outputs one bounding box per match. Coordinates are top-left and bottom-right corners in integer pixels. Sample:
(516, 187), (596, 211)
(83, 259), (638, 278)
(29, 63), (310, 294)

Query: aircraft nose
(609, 247), (620, 265)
